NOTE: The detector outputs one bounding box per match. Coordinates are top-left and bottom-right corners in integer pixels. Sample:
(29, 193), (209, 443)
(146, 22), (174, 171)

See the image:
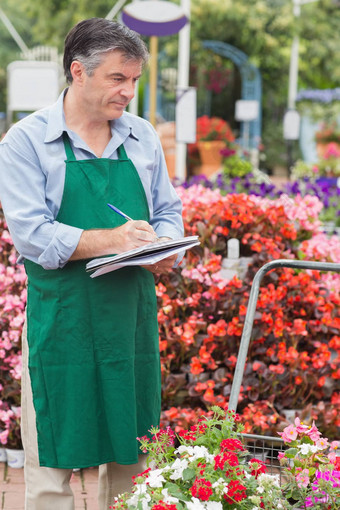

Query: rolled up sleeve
(0, 140), (83, 269)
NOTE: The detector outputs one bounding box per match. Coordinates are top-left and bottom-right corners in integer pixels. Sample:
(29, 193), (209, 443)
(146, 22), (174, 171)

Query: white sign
(283, 110), (300, 140)
(175, 87), (196, 143)
(123, 1), (185, 22)
(235, 100), (259, 122)
(7, 61), (59, 111)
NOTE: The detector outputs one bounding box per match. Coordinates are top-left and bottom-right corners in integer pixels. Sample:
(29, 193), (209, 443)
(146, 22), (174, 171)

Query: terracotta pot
(197, 140), (225, 177)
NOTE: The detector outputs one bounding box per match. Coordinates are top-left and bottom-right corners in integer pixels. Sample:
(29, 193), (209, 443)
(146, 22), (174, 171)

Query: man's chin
(108, 104), (127, 119)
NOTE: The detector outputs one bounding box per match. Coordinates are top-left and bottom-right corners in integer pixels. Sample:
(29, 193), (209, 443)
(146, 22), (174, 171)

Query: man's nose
(121, 81), (135, 99)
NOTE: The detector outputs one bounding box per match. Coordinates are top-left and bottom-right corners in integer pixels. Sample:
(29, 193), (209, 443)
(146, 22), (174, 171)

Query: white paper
(86, 236), (200, 278)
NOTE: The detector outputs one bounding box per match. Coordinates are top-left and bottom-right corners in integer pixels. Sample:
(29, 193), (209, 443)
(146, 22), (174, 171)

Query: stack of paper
(86, 236), (200, 278)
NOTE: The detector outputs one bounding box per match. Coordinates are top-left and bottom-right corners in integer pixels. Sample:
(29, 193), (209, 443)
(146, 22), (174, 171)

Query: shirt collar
(44, 89), (139, 143)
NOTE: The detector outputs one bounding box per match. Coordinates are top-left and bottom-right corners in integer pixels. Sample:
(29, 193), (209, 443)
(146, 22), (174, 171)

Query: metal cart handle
(228, 258), (340, 411)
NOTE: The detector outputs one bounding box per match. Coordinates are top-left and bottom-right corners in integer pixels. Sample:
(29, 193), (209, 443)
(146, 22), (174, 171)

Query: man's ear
(70, 61), (85, 84)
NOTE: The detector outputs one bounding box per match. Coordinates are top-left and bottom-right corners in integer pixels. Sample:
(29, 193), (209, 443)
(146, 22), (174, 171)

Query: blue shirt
(0, 90), (183, 269)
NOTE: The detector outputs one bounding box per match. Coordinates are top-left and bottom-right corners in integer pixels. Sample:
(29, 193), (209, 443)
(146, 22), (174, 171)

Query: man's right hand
(69, 221), (158, 261)
(110, 220), (158, 253)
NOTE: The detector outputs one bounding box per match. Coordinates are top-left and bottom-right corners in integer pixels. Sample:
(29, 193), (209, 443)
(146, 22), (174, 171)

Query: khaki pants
(21, 322), (146, 510)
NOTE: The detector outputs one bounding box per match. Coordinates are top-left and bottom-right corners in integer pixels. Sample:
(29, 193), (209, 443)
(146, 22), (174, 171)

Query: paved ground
(0, 463), (99, 510)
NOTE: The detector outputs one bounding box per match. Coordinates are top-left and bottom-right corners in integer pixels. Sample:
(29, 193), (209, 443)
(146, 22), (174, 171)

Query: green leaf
(164, 482), (187, 500)
(182, 468), (196, 481)
(284, 448), (298, 458)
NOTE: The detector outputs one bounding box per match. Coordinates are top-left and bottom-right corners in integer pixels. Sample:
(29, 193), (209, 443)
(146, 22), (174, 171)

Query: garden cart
(228, 259), (340, 482)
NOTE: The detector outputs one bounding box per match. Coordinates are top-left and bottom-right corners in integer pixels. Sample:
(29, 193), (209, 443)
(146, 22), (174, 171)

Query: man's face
(78, 50), (142, 121)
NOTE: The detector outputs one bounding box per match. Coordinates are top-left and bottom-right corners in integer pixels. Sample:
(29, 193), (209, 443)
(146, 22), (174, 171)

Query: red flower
(190, 357), (204, 375)
(249, 458), (267, 478)
(214, 451), (239, 470)
(224, 479), (247, 503)
(152, 427), (175, 448)
(151, 503), (178, 510)
(190, 477), (213, 501)
(220, 438), (244, 452)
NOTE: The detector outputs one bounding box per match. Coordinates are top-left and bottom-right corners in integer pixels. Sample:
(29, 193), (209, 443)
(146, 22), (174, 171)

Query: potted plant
(315, 123), (340, 158)
(110, 407), (289, 509)
(110, 407), (340, 509)
(0, 401), (24, 468)
(195, 116), (235, 177)
(278, 418), (340, 509)
(220, 147), (253, 179)
(291, 142), (340, 181)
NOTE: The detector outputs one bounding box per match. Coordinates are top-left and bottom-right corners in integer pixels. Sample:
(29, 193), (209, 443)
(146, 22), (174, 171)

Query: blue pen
(107, 203), (133, 221)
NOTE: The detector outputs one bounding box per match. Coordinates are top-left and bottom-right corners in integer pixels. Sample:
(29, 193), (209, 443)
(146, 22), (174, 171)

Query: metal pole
(228, 259), (340, 411)
(105, 0), (128, 20)
(288, 34), (299, 109)
(175, 0), (191, 181)
(0, 8), (29, 53)
(287, 0), (318, 109)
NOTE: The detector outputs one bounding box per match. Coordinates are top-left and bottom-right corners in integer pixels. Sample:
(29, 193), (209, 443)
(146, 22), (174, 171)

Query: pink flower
(296, 468), (310, 488)
(0, 429), (9, 445)
(324, 142), (340, 159)
(330, 441), (339, 451)
(316, 437), (329, 450)
(307, 422), (321, 442)
(280, 424), (298, 442)
(294, 417), (309, 434)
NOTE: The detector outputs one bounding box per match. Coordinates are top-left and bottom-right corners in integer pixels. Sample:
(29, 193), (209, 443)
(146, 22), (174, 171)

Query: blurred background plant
(292, 142), (340, 180)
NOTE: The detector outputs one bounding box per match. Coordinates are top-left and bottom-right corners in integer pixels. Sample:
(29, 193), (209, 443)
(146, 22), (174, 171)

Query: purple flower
(296, 88), (340, 103)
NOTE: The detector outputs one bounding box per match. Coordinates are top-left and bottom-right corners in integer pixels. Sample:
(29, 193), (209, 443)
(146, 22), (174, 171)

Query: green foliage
(0, 0), (339, 168)
(14, 0), (113, 48)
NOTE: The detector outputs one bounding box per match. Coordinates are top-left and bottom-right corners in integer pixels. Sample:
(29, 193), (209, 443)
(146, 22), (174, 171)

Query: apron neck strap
(63, 131), (128, 161)
(117, 143), (128, 160)
(63, 132), (76, 161)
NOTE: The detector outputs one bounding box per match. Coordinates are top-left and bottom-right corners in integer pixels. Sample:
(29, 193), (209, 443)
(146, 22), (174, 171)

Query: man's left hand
(142, 237), (177, 274)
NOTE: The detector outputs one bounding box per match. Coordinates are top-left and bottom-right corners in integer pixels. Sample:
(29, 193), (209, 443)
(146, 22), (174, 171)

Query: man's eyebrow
(107, 72), (142, 79)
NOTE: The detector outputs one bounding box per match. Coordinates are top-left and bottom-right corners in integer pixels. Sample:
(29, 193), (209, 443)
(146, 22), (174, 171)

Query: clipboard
(86, 236), (200, 278)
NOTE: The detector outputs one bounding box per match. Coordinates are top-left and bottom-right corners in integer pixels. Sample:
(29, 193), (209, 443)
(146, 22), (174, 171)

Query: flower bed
(0, 211), (26, 448)
(0, 180), (339, 448)
(111, 408), (340, 509)
(158, 186), (340, 438)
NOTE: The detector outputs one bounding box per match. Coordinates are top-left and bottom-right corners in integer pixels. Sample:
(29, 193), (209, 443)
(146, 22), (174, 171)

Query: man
(0, 18), (183, 510)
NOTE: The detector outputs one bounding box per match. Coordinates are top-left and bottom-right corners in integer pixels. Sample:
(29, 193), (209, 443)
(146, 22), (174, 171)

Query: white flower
(185, 498), (223, 510)
(161, 488), (179, 504)
(211, 478), (229, 496)
(141, 498), (151, 510)
(134, 483), (148, 495)
(190, 445), (214, 462)
(169, 457), (189, 480)
(298, 443), (318, 455)
(126, 491), (151, 508)
(205, 502), (223, 510)
(175, 445), (213, 462)
(212, 477), (227, 488)
(186, 497), (206, 510)
(257, 473), (280, 488)
(145, 468), (166, 488)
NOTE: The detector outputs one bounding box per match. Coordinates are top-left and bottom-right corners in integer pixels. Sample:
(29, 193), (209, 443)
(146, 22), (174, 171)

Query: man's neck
(63, 87), (112, 157)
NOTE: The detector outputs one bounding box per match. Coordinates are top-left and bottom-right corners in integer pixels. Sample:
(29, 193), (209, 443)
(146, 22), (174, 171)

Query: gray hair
(63, 18), (149, 84)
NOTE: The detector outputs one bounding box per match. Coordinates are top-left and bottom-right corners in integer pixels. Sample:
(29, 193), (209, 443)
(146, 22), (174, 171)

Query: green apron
(24, 133), (161, 469)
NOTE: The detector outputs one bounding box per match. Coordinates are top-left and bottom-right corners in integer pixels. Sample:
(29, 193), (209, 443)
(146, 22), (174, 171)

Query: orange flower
(190, 357), (204, 375)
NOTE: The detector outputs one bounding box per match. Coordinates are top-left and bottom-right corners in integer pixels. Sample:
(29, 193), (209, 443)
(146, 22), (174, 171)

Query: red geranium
(223, 479), (247, 503)
(190, 477), (213, 501)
